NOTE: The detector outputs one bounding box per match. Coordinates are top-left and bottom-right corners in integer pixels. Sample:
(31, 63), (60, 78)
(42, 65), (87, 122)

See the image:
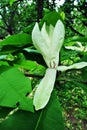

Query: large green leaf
(9, 0), (17, 6)
(72, 36), (87, 42)
(65, 36), (87, 47)
(0, 107), (40, 130)
(0, 91), (64, 130)
(0, 33), (32, 55)
(40, 11), (63, 26)
(0, 66), (34, 112)
(36, 91), (64, 130)
(0, 33), (32, 49)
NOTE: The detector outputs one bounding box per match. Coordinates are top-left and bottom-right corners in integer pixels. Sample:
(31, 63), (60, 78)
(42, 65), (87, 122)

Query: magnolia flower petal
(57, 62), (87, 72)
(33, 68), (56, 110)
(77, 42), (83, 47)
(52, 20), (65, 53)
(41, 23), (50, 47)
(65, 46), (82, 51)
(32, 23), (49, 55)
(49, 25), (54, 41)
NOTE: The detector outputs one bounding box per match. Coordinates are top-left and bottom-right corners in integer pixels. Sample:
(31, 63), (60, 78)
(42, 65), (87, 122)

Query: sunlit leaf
(0, 66), (34, 112)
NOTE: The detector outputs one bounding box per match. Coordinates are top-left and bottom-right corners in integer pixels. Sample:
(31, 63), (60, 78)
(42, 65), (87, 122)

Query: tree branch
(69, 24), (84, 36)
(57, 77), (87, 84)
(24, 73), (43, 78)
(24, 73), (87, 84)
(66, 19), (84, 36)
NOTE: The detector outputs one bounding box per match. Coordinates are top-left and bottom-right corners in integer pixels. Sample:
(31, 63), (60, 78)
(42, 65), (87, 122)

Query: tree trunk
(36, 0), (44, 22)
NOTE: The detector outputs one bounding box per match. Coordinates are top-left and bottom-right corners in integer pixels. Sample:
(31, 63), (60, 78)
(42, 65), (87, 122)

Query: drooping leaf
(0, 66), (34, 112)
(0, 91), (64, 130)
(0, 45), (21, 55)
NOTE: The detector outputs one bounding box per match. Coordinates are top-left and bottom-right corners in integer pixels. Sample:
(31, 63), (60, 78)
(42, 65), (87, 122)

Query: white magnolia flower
(32, 20), (65, 68)
(32, 20), (87, 110)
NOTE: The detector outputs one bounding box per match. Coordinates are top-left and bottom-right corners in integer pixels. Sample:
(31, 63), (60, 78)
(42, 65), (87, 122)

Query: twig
(57, 77), (87, 84)
(24, 73), (43, 78)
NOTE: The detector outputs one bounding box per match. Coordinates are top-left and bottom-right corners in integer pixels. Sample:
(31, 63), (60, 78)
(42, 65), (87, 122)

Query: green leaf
(0, 66), (34, 112)
(60, 12), (65, 20)
(0, 33), (32, 55)
(40, 11), (64, 26)
(0, 61), (9, 66)
(0, 33), (32, 49)
(0, 46), (19, 55)
(0, 91), (64, 130)
(72, 36), (87, 42)
(14, 60), (45, 75)
(0, 107), (40, 129)
(36, 91), (64, 130)
(9, 0), (16, 6)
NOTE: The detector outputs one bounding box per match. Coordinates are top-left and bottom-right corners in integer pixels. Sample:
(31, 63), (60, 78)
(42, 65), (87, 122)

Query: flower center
(50, 61), (56, 69)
